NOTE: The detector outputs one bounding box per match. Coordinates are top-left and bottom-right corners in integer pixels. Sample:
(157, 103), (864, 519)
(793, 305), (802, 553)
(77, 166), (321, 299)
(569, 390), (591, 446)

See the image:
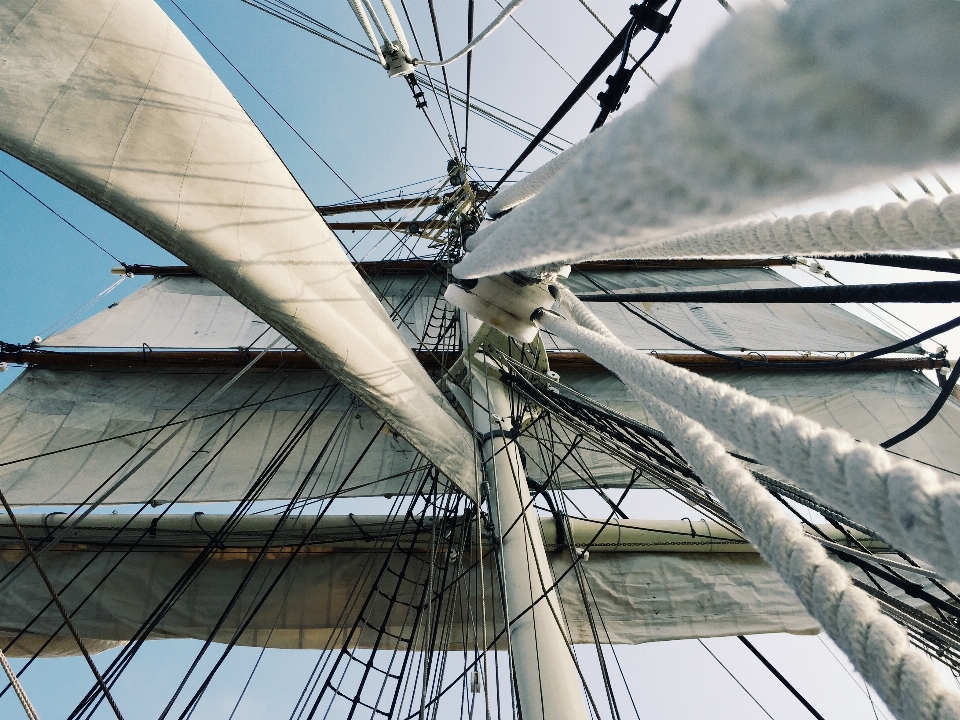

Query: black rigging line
(577, 271), (960, 369)
(70, 399), (359, 720)
(0, 165), (124, 264)
(398, 0), (456, 140)
(64, 374), (338, 713)
(881, 356), (960, 447)
(0, 372), (317, 697)
(590, 0), (680, 132)
(167, 424), (392, 720)
(0, 491), (126, 720)
(813, 253), (960, 276)
(737, 636), (826, 720)
(239, 0), (569, 153)
(425, 0), (462, 152)
(241, 0), (380, 61)
(698, 640), (776, 720)
(0, 383), (330, 470)
(576, 279), (960, 304)
(488, 0), (675, 198)
(464, 0), (475, 162)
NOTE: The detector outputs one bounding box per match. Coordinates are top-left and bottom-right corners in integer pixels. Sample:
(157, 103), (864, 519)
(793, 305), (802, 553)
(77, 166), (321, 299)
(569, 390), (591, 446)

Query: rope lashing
(543, 293), (960, 720)
(537, 291), (960, 586)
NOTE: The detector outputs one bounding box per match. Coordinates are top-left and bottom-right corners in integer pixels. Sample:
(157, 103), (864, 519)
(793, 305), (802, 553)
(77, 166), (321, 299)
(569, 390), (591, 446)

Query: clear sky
(1, 0), (958, 718)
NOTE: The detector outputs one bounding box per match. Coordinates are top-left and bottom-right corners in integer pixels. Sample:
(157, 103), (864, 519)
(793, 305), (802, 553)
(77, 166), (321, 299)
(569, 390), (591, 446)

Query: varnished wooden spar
(0, 345), (945, 373)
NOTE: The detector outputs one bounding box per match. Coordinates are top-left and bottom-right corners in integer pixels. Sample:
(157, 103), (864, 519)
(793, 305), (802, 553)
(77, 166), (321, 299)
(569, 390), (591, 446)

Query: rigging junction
(2, 2), (960, 720)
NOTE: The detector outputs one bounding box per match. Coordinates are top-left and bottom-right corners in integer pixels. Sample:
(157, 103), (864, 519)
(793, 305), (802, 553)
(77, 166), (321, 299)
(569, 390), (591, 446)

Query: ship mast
(460, 313), (591, 720)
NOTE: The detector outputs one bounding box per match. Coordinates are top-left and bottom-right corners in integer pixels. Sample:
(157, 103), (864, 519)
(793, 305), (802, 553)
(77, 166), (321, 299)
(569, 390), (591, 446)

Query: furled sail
(0, 0), (477, 497)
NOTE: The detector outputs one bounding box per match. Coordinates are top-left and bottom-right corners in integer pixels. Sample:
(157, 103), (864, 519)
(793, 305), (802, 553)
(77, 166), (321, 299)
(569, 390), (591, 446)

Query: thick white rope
(639, 390), (960, 720)
(481, 140), (590, 221)
(346, 0), (387, 65)
(453, 0), (960, 280)
(0, 646), (41, 720)
(379, 0), (411, 56)
(360, 0), (392, 45)
(632, 195), (960, 260)
(542, 296), (960, 720)
(537, 299), (960, 585)
(417, 0), (528, 67)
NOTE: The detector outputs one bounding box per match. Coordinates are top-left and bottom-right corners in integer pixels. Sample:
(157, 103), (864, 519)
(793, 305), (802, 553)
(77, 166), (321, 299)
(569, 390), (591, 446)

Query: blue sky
(1, 0), (958, 718)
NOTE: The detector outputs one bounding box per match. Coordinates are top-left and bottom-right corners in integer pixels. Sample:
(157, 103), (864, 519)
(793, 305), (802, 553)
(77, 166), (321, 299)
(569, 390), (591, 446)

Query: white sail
(0, 516), (825, 657)
(4, 264), (950, 504)
(0, 0), (477, 498)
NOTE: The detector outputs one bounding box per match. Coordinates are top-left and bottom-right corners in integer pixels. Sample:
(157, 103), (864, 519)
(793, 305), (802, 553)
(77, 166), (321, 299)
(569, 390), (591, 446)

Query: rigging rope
(416, 0), (528, 67)
(646, 195), (960, 261)
(0, 646), (41, 720)
(0, 166), (124, 265)
(538, 294), (960, 719)
(538, 303), (960, 587)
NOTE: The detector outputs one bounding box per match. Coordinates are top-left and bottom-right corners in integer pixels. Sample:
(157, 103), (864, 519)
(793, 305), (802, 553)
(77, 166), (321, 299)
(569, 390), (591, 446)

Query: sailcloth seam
(538, 299), (960, 586)
(542, 295), (960, 720)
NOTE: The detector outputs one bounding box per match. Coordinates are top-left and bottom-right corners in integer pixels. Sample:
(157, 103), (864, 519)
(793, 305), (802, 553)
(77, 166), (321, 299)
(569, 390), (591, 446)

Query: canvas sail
(0, 0), (478, 497)
(2, 264), (954, 504)
(0, 516), (824, 656)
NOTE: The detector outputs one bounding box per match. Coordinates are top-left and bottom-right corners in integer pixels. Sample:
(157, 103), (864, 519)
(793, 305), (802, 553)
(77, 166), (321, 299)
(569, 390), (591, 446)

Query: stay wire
(493, 0), (601, 105)
(698, 639), (776, 720)
(738, 636), (826, 720)
(0, 166), (123, 264)
(425, 0), (462, 151)
(0, 490), (126, 720)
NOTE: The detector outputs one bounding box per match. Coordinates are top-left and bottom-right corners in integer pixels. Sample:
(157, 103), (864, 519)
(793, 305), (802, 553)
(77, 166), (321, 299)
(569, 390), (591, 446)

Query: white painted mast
(459, 313), (590, 720)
